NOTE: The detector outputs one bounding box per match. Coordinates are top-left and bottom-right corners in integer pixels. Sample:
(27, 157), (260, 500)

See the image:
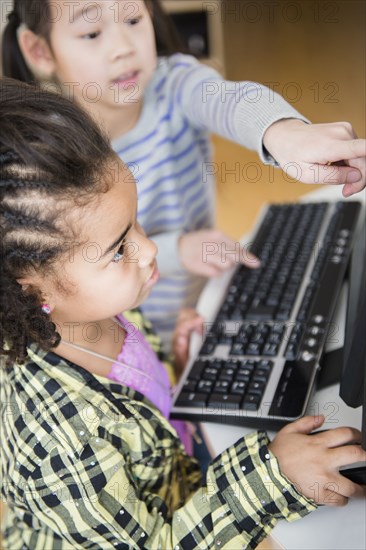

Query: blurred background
(163, 0), (365, 238)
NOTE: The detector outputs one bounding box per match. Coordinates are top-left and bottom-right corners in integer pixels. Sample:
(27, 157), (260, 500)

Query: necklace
(60, 337), (175, 397)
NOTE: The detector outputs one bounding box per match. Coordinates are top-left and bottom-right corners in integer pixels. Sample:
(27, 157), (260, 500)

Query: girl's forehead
(61, 158), (136, 241)
(79, 162), (137, 233)
(51, 0), (146, 23)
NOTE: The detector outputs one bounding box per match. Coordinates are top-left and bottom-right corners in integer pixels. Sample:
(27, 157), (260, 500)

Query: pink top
(107, 315), (192, 455)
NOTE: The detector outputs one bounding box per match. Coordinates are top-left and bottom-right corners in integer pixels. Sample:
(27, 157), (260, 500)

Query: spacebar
(246, 305), (275, 320)
(175, 392), (207, 408)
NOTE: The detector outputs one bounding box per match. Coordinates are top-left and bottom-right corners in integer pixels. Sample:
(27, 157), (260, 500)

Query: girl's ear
(16, 277), (54, 310)
(17, 26), (56, 80)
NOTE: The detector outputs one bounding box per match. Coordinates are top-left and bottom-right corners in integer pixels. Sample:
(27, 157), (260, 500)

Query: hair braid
(0, 151), (20, 165)
(1, 78), (114, 366)
(3, 209), (58, 233)
(0, 177), (51, 192)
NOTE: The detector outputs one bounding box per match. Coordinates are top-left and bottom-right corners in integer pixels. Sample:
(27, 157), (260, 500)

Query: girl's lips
(113, 71), (139, 87)
(144, 263), (159, 288)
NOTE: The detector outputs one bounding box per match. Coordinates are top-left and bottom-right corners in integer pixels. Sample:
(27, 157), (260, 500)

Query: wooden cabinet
(162, 0), (225, 74)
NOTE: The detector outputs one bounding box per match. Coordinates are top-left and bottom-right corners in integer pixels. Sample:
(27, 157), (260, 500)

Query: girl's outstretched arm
(166, 55), (365, 196)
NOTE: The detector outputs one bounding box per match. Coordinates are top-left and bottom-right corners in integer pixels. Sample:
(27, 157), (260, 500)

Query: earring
(41, 304), (51, 314)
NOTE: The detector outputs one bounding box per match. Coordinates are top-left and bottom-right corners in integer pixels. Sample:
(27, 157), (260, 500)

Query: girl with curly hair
(1, 77), (366, 549)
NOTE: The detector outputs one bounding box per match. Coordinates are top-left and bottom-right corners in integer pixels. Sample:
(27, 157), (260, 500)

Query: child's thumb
(241, 248), (261, 269)
(283, 415), (325, 435)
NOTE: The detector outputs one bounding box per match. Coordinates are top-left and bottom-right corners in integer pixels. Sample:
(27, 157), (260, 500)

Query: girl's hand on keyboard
(268, 415), (366, 506)
(172, 308), (204, 378)
(178, 229), (260, 277)
(263, 119), (366, 196)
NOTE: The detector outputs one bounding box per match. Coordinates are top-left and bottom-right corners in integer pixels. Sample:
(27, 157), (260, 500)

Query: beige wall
(213, 0), (365, 238)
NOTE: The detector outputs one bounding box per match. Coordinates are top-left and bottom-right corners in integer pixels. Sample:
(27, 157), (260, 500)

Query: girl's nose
(134, 231), (158, 269)
(109, 27), (134, 60)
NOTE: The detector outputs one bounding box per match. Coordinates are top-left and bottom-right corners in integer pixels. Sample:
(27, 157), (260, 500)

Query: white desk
(192, 186), (366, 550)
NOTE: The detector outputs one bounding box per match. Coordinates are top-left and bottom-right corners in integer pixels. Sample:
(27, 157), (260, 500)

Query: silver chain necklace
(60, 337), (175, 397)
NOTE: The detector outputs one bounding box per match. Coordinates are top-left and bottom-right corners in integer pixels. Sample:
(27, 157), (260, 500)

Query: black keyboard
(171, 201), (362, 429)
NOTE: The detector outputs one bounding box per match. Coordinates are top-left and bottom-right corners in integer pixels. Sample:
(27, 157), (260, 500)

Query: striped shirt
(112, 54), (307, 351)
(1, 310), (316, 549)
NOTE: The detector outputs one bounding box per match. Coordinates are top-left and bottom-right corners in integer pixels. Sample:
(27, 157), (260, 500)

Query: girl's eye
(112, 242), (125, 263)
(126, 16), (142, 26)
(81, 31), (100, 40)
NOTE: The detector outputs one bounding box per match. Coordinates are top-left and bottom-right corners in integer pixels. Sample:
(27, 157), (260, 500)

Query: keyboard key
(176, 392), (207, 407)
(253, 368), (270, 379)
(235, 333), (249, 344)
(197, 380), (214, 393)
(248, 381), (265, 394)
(200, 341), (216, 355)
(189, 361), (206, 380)
(262, 343), (279, 356)
(218, 329), (235, 344)
(237, 366), (254, 377)
(225, 359), (241, 370)
(231, 342), (246, 355)
(267, 332), (282, 345)
(239, 293), (250, 305)
(271, 324), (285, 335)
(258, 360), (273, 371)
(275, 308), (291, 321)
(214, 380), (230, 393)
(211, 359), (224, 370)
(220, 368), (236, 381)
(252, 374), (268, 384)
(203, 367), (220, 381)
(242, 393), (262, 410)
(231, 381), (247, 394)
(250, 332), (266, 345)
(289, 323), (303, 343)
(285, 342), (298, 360)
(246, 305), (276, 321)
(266, 296), (280, 307)
(182, 380), (197, 392)
(246, 342), (262, 356)
(236, 372), (251, 383)
(231, 308), (246, 321)
(208, 394), (242, 409)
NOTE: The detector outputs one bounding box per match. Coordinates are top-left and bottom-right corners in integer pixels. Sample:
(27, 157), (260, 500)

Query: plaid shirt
(1, 311), (316, 549)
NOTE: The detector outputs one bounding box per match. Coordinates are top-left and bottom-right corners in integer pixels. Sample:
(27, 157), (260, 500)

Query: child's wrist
(263, 118), (307, 161)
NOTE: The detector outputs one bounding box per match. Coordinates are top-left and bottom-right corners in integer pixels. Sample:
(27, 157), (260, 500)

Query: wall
(211, 0), (365, 237)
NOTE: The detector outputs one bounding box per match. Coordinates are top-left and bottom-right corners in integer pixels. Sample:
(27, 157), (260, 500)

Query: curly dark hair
(0, 77), (114, 366)
(2, 0), (184, 82)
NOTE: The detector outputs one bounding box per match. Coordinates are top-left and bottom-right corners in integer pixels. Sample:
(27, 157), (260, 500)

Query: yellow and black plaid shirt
(1, 311), (316, 549)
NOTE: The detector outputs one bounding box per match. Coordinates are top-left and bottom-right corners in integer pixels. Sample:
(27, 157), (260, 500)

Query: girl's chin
(137, 285), (155, 305)
(125, 287), (155, 311)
